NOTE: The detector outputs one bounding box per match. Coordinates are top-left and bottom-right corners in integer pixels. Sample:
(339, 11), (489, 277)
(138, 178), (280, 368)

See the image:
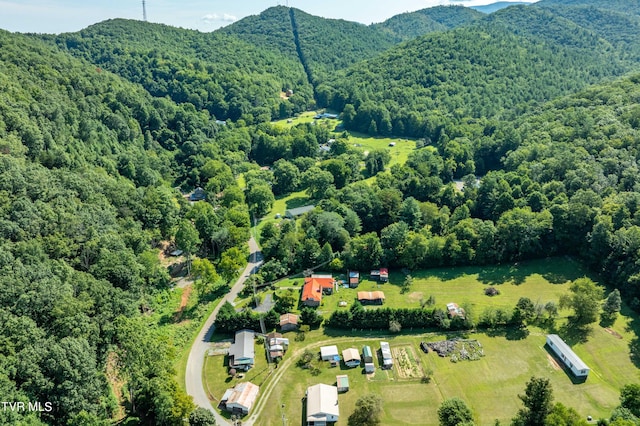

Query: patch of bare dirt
(605, 328), (623, 339)
(547, 353), (562, 371)
(408, 292), (424, 301)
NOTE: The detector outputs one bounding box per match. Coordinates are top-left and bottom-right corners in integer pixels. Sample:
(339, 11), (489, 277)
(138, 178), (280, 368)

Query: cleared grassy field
(203, 258), (640, 425)
(271, 111), (340, 131)
(347, 131), (416, 170)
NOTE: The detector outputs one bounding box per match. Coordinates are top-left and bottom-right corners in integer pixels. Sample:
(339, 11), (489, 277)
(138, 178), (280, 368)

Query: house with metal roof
(546, 334), (589, 378)
(306, 384), (339, 425)
(229, 330), (255, 371)
(363, 345), (375, 373)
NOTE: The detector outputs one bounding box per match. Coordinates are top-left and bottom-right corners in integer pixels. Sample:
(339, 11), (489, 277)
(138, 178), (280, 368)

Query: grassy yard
(203, 258), (640, 425)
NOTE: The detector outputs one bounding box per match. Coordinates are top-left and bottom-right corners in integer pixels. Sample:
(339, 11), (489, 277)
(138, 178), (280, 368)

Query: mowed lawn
(205, 258), (640, 425)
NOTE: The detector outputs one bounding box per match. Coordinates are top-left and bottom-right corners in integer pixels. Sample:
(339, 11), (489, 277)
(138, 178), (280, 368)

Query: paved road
(185, 237), (262, 426)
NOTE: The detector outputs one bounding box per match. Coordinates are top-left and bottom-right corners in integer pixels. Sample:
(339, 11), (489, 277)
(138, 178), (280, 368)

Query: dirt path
(173, 285), (193, 322)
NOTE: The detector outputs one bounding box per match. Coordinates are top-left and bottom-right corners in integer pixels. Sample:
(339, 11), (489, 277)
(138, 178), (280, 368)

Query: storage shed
(336, 375), (349, 392)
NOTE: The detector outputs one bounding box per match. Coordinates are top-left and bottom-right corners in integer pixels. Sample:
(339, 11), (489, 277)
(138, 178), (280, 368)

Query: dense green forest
(3, 0), (640, 424)
(0, 29), (252, 425)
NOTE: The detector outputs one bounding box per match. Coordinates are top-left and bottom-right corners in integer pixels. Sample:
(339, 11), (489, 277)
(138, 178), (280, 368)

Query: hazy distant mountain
(471, 2), (533, 14)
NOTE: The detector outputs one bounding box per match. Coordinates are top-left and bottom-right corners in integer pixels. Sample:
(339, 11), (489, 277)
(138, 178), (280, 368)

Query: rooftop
(306, 384), (339, 421)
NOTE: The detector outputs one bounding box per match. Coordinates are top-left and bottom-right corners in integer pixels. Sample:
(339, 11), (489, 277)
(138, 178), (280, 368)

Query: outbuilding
(279, 313), (299, 332)
(320, 345), (340, 361)
(336, 375), (349, 392)
(380, 341), (393, 369)
(342, 348), (361, 368)
(357, 291), (385, 305)
(220, 381), (259, 415)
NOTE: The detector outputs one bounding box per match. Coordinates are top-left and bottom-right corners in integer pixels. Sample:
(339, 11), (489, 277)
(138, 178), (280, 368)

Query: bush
(485, 287), (500, 296)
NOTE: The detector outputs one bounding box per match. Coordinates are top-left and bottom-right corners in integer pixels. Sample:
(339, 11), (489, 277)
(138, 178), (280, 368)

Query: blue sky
(0, 0), (537, 34)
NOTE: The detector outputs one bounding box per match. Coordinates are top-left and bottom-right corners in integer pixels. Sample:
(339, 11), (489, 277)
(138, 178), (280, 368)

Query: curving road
(185, 236), (262, 426)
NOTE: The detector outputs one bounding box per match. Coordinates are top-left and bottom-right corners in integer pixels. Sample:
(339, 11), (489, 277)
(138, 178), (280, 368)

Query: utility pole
(142, 0), (147, 21)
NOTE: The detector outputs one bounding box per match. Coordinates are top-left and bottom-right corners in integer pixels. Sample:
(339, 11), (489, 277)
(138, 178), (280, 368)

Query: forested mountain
(316, 1), (640, 138)
(49, 18), (314, 123)
(0, 28), (252, 425)
(372, 6), (484, 40)
(221, 6), (401, 85)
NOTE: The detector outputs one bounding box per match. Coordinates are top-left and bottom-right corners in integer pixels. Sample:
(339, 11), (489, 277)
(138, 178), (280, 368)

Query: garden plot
(391, 346), (424, 379)
(424, 338), (484, 362)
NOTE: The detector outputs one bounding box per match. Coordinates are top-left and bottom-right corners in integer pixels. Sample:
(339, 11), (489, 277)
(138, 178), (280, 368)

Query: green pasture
(256, 316), (637, 425)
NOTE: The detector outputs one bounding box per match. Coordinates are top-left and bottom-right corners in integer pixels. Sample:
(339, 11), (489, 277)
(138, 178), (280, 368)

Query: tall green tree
(438, 397), (475, 426)
(512, 377), (554, 426)
(348, 394), (384, 426)
(175, 220), (201, 275)
(559, 278), (603, 325)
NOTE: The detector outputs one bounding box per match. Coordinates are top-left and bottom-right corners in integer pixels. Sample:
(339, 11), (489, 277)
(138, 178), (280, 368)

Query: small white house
(546, 334), (590, 378)
(306, 384), (339, 425)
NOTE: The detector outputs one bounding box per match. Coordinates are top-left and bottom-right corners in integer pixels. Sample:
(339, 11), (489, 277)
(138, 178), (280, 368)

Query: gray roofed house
(306, 384), (339, 425)
(285, 205), (315, 219)
(229, 330), (255, 371)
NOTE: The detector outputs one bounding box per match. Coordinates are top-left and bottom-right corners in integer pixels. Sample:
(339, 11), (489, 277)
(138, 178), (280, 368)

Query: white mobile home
(380, 341), (393, 369)
(546, 334), (589, 378)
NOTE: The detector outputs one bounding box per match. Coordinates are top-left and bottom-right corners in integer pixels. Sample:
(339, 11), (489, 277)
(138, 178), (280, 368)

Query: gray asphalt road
(185, 236), (262, 426)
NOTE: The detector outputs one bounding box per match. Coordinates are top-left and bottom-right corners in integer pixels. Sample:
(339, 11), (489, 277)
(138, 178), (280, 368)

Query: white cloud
(201, 12), (236, 25)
